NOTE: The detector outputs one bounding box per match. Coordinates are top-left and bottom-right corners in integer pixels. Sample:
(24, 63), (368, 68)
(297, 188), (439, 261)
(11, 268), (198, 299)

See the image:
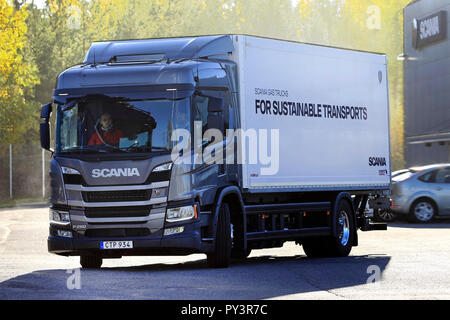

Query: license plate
(100, 241), (133, 250)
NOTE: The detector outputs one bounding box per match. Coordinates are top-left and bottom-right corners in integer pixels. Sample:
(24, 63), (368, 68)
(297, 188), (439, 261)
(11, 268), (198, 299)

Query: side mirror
(40, 103), (53, 151)
(40, 122), (51, 151)
(40, 103), (52, 121)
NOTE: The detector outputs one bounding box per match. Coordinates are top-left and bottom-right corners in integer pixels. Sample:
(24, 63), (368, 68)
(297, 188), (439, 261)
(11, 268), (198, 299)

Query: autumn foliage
(0, 0), (410, 169)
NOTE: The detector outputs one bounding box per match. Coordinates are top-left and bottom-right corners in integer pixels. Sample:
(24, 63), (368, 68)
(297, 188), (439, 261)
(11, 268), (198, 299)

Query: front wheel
(207, 203), (232, 268)
(80, 255), (102, 269)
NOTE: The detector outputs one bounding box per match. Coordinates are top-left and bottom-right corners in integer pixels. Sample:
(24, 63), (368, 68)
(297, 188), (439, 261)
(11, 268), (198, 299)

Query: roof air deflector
(83, 35), (234, 64)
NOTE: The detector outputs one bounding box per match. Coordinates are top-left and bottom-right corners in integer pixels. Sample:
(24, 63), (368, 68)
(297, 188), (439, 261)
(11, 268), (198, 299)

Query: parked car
(391, 164), (450, 223)
(391, 169), (411, 178)
(372, 169), (411, 222)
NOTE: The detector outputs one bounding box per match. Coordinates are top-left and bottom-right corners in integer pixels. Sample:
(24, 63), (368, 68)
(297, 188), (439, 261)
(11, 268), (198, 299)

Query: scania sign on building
(91, 168), (140, 178)
(412, 10), (447, 49)
(403, 0), (450, 167)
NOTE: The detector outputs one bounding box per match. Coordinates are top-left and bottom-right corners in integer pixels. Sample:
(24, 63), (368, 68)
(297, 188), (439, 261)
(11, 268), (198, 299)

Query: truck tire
(231, 221), (251, 260)
(302, 200), (355, 258)
(302, 237), (333, 258)
(207, 203), (232, 268)
(231, 247), (251, 260)
(80, 255), (102, 269)
(408, 198), (436, 223)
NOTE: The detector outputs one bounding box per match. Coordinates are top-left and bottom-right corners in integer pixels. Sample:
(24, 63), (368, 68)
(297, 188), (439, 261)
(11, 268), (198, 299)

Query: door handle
(435, 187), (442, 191)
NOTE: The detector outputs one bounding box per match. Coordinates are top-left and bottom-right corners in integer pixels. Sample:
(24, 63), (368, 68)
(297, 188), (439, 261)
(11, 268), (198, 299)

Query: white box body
(230, 35), (391, 191)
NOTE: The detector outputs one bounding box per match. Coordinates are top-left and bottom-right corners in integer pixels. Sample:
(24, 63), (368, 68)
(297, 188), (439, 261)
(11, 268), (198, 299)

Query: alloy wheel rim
(338, 210), (350, 246)
(379, 210), (396, 221)
(414, 202), (434, 221)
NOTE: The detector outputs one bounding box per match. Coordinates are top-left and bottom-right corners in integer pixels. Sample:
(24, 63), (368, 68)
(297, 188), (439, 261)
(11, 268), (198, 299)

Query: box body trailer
(233, 36), (391, 191)
(40, 35), (390, 268)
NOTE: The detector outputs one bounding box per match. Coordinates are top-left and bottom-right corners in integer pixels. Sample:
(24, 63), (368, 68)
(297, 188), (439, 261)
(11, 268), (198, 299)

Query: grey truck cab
(41, 35), (388, 269)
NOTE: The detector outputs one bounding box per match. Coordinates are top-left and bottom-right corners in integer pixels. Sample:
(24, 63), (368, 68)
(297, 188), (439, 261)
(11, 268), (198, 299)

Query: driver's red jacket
(88, 129), (124, 146)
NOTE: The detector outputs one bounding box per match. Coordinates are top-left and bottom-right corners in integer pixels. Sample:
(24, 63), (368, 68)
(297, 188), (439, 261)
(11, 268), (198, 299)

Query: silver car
(391, 164), (450, 223)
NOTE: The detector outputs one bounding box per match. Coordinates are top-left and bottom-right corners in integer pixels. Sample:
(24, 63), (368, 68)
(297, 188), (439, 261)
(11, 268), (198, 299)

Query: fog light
(164, 226), (184, 236)
(57, 230), (73, 238)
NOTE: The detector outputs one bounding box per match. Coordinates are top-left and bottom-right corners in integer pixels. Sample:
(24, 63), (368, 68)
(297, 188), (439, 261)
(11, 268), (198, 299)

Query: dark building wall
(403, 0), (450, 167)
(405, 142), (450, 167)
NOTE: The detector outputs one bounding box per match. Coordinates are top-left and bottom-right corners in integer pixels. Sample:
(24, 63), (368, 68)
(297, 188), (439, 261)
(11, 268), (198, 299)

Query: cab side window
(193, 90), (231, 131)
(193, 95), (210, 135)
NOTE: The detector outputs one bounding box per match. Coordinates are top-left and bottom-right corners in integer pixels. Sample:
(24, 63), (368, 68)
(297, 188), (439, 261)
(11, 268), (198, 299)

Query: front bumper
(48, 213), (214, 257)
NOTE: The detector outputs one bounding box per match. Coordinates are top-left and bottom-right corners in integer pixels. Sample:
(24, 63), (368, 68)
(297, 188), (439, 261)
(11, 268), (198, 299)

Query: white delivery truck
(40, 35), (390, 268)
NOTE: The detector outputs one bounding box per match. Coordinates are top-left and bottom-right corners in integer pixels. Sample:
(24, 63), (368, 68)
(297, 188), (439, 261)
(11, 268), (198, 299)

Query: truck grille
(85, 228), (150, 238)
(82, 190), (151, 202)
(84, 206), (151, 218)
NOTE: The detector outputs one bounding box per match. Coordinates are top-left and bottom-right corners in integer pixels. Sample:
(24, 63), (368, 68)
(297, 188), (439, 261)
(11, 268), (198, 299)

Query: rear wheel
(207, 203), (232, 268)
(80, 255), (102, 269)
(302, 200), (355, 258)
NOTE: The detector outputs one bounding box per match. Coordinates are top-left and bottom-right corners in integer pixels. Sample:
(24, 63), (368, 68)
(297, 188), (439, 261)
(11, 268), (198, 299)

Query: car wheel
(409, 199), (436, 223)
(373, 208), (397, 222)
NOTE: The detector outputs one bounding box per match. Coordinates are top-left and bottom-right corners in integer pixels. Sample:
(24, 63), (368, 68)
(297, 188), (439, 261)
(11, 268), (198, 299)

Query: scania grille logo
(91, 168), (140, 178)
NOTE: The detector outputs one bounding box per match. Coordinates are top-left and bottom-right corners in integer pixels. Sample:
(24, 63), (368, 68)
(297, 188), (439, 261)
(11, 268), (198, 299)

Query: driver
(88, 112), (124, 146)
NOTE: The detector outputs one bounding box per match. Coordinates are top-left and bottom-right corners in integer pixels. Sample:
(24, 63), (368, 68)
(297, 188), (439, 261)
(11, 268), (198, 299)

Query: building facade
(403, 0), (450, 167)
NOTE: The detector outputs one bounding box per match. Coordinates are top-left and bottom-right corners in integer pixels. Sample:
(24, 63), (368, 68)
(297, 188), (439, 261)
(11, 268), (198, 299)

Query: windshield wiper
(96, 145), (127, 153)
(123, 145), (170, 153)
(60, 145), (127, 154)
(60, 147), (103, 154)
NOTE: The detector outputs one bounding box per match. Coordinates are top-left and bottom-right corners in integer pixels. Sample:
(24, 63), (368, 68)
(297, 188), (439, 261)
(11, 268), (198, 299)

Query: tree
(295, 0), (410, 170)
(0, 0), (39, 145)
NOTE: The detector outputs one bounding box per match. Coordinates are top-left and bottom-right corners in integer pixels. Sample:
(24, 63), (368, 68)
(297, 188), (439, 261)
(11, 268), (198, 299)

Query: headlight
(49, 209), (70, 224)
(152, 163), (172, 172)
(166, 205), (196, 222)
(61, 167), (80, 175)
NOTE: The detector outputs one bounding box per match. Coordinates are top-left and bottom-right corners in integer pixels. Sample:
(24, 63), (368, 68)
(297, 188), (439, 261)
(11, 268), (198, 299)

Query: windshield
(55, 96), (190, 155)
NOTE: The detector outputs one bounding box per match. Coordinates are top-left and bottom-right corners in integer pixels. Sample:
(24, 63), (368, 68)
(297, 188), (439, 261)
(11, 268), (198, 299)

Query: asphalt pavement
(0, 207), (450, 300)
